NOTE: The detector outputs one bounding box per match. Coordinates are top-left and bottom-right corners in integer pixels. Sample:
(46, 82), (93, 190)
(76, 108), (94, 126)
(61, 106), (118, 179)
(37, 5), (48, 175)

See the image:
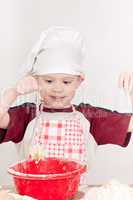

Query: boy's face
(36, 73), (83, 109)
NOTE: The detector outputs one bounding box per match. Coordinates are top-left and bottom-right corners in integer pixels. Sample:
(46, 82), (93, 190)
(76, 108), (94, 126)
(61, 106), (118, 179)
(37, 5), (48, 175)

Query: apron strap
(72, 105), (76, 112)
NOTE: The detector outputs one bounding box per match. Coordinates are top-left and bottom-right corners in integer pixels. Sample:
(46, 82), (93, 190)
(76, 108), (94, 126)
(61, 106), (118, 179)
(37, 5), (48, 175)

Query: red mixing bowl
(8, 158), (86, 200)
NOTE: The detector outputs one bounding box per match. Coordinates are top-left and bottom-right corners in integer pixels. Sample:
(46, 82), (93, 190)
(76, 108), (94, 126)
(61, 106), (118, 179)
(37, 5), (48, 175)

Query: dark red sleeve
(76, 103), (132, 147)
(0, 103), (36, 143)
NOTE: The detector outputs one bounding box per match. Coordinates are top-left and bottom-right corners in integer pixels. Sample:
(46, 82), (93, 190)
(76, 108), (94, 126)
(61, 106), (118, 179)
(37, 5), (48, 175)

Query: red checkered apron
(17, 108), (97, 185)
(30, 114), (87, 163)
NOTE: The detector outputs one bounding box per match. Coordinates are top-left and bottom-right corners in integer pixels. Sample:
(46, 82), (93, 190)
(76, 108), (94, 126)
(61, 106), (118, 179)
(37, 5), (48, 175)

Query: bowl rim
(7, 158), (87, 180)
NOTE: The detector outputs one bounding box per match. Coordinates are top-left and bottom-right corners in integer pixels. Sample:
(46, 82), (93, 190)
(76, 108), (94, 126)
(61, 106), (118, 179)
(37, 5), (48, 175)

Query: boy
(0, 26), (133, 167)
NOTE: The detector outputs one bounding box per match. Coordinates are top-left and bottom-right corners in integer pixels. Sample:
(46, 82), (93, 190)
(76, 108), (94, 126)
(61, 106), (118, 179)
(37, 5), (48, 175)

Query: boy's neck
(40, 104), (74, 112)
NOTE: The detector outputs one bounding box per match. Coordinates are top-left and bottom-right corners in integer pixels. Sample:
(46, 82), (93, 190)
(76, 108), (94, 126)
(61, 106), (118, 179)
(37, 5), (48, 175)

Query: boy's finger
(118, 73), (125, 88)
(129, 73), (133, 92)
(123, 72), (130, 91)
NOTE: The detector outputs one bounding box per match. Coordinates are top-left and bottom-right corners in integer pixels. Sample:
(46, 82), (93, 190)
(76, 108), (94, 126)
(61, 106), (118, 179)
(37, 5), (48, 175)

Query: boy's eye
(45, 80), (53, 83)
(63, 81), (72, 84)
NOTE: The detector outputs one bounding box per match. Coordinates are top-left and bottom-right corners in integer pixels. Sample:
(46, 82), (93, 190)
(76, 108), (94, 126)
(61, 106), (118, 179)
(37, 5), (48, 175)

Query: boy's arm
(77, 103), (131, 147)
(128, 93), (133, 132)
(128, 116), (133, 132)
(119, 72), (133, 132)
(0, 75), (38, 129)
(0, 88), (19, 128)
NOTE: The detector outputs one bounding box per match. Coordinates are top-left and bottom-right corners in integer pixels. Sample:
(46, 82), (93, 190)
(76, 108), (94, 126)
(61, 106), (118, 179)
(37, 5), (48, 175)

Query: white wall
(79, 0), (133, 185)
(0, 0), (41, 185)
(0, 0), (133, 185)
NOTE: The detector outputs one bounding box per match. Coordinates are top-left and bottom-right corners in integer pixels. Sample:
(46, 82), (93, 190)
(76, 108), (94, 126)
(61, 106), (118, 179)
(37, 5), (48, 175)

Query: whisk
(29, 91), (46, 162)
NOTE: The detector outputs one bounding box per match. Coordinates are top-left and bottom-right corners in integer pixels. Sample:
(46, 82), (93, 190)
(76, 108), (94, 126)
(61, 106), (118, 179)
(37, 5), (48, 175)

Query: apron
(16, 106), (97, 185)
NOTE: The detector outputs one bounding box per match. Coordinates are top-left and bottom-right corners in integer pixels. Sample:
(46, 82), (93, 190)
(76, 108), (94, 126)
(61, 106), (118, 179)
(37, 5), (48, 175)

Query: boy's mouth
(50, 96), (65, 100)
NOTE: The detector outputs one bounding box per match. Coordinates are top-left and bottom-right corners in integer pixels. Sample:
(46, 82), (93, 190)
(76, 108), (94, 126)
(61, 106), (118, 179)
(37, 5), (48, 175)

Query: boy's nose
(53, 82), (63, 93)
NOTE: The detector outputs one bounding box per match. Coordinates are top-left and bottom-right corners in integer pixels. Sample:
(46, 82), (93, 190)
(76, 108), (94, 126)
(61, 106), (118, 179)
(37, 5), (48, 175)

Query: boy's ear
(80, 74), (85, 81)
(76, 75), (84, 87)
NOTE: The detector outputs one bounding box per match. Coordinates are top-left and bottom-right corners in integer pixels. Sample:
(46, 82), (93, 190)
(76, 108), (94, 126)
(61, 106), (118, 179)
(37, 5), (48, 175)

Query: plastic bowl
(8, 158), (86, 200)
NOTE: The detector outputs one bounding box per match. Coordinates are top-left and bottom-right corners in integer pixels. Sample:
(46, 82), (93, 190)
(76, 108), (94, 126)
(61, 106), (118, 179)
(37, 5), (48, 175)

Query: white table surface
(2, 185), (92, 200)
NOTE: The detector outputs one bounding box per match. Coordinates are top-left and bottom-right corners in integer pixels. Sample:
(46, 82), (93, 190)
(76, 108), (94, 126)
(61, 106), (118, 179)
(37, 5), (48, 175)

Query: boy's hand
(16, 75), (39, 95)
(118, 72), (133, 132)
(0, 190), (15, 200)
(118, 72), (133, 95)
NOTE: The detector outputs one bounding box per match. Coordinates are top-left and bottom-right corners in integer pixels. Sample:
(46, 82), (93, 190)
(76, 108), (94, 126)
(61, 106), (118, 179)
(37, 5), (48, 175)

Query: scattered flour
(81, 180), (133, 200)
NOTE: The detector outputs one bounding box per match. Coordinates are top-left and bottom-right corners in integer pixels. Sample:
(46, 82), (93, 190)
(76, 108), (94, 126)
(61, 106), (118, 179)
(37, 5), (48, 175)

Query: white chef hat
(24, 26), (86, 77)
